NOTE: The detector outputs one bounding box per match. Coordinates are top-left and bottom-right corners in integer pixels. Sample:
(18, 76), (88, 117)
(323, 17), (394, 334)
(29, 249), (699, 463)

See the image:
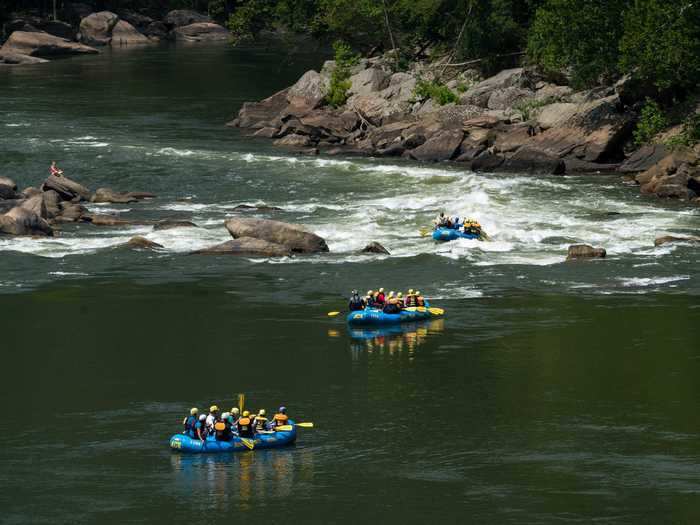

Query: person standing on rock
(49, 161), (64, 178)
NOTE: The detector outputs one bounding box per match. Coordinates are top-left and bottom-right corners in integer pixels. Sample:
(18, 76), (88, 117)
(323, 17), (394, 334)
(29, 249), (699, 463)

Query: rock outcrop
(0, 206), (53, 236)
(42, 175), (92, 202)
(654, 235), (700, 246)
(79, 12), (151, 46)
(126, 236), (163, 249)
(634, 149), (700, 201)
(0, 31), (98, 58)
(0, 177), (18, 199)
(153, 219), (197, 231)
(172, 23), (229, 42)
(92, 188), (156, 204)
(225, 218), (329, 253)
(164, 10), (211, 29)
(566, 244), (606, 260)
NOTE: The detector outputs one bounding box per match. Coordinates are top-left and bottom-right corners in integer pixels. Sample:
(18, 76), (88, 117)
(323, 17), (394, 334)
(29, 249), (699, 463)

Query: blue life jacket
(184, 415), (197, 436)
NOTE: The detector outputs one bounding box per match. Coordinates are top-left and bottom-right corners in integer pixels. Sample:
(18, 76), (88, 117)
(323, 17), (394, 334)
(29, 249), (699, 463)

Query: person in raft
(49, 161), (64, 177)
(237, 411), (254, 437)
(271, 406), (289, 429)
(348, 290), (366, 311)
(183, 408), (199, 437)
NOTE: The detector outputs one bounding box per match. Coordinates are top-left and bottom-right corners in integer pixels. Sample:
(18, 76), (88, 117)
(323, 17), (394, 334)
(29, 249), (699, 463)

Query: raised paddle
(275, 422), (314, 431)
(327, 311), (342, 317)
(238, 393), (245, 413)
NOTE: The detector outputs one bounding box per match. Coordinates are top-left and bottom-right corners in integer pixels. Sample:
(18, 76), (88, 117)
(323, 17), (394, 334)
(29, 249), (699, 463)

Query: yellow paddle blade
(238, 393), (245, 413)
(296, 422), (314, 428)
(327, 311), (341, 317)
(419, 228), (430, 237)
(275, 425), (293, 431)
(429, 307), (444, 316)
(240, 437), (255, 450)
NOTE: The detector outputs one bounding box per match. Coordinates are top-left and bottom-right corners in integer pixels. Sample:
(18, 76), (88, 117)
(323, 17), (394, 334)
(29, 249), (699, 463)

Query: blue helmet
(279, 406), (287, 414)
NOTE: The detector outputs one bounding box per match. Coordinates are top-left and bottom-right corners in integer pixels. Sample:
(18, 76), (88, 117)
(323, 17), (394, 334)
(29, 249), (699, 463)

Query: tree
(619, 0), (700, 91)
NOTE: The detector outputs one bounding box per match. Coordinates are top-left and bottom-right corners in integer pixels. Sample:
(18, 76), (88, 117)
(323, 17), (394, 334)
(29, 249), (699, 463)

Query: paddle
(419, 227), (431, 237)
(238, 393), (245, 413)
(327, 311), (342, 317)
(240, 437), (255, 450)
(275, 422), (314, 432)
(428, 307), (444, 316)
(480, 230), (490, 241)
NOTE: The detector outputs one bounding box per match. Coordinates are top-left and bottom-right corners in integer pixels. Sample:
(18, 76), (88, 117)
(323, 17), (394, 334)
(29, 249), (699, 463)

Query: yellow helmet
(190, 407), (198, 415)
(415, 291), (421, 296)
(408, 289), (414, 294)
(367, 290), (373, 295)
(258, 409), (266, 416)
(231, 407), (240, 415)
(209, 405), (219, 412)
(397, 292), (403, 298)
(243, 410), (250, 417)
(379, 287), (384, 293)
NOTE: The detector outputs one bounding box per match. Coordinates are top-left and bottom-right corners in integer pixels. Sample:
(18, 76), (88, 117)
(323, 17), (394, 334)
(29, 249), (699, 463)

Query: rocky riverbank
(0, 7), (228, 65)
(229, 55), (700, 204)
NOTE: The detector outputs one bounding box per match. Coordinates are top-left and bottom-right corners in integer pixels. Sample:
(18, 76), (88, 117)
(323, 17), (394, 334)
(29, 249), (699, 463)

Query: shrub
(666, 113), (700, 147)
(633, 98), (668, 146)
(414, 80), (458, 106)
(513, 97), (555, 121)
(324, 40), (360, 108)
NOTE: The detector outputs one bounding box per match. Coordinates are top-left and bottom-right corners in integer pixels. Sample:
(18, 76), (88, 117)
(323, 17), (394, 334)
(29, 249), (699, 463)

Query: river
(1, 43), (699, 524)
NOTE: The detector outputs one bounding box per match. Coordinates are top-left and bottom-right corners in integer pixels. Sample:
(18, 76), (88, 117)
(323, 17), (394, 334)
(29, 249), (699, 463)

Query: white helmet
(221, 412), (230, 420)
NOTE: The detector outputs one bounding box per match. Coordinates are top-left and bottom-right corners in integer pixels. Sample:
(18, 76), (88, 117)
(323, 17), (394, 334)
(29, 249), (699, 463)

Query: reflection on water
(169, 447), (314, 510)
(347, 319), (445, 360)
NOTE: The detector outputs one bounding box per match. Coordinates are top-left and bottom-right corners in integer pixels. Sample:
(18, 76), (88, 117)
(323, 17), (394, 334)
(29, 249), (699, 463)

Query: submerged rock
(126, 236), (163, 249)
(566, 244), (606, 260)
(192, 238), (292, 257)
(361, 242), (390, 255)
(153, 219), (198, 231)
(654, 235), (700, 247)
(232, 204), (283, 212)
(225, 218), (329, 253)
(92, 188), (154, 204)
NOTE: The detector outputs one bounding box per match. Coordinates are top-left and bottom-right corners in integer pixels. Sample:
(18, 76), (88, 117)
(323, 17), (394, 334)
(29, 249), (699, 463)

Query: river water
(1, 44), (699, 524)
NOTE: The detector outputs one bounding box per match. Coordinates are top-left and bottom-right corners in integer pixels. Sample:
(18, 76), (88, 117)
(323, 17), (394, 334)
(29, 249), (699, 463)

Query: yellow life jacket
(273, 413), (289, 424)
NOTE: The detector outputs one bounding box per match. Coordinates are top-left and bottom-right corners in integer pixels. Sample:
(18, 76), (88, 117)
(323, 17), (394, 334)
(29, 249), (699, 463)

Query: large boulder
(0, 207), (53, 236)
(144, 21), (168, 40)
(409, 128), (464, 162)
(78, 11), (119, 46)
(116, 11), (154, 31)
(536, 103), (578, 130)
(0, 52), (49, 65)
(635, 150), (699, 200)
(172, 23), (229, 42)
(487, 87), (534, 111)
(0, 31), (98, 58)
(0, 177), (18, 199)
(41, 175), (92, 202)
(287, 70), (326, 111)
(164, 10), (211, 29)
(348, 67), (391, 97)
(346, 74), (416, 125)
(153, 219), (197, 231)
(229, 88), (290, 129)
(460, 68), (534, 107)
(566, 244), (606, 260)
(43, 190), (62, 217)
(37, 20), (75, 40)
(126, 236), (163, 249)
(111, 20), (151, 45)
(620, 145), (670, 173)
(91, 188), (154, 204)
(225, 218), (329, 253)
(20, 194), (49, 219)
(361, 241), (390, 255)
(192, 238), (292, 257)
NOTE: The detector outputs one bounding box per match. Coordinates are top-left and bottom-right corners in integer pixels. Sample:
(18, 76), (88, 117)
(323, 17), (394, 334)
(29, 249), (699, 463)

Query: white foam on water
(85, 204), (132, 214)
(49, 271), (89, 276)
(5, 123), (30, 127)
(617, 276), (691, 288)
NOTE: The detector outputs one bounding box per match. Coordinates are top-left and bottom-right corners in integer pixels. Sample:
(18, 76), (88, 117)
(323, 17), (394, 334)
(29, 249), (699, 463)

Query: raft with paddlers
(432, 227), (481, 241)
(170, 423), (297, 454)
(346, 305), (443, 326)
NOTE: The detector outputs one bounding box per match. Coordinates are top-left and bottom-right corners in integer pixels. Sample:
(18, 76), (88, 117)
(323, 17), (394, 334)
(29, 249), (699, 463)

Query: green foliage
(227, 0), (275, 42)
(513, 97), (554, 121)
(619, 0), (700, 91)
(666, 113), (700, 147)
(527, 0), (628, 88)
(325, 41), (360, 108)
(414, 79), (458, 105)
(633, 99), (668, 146)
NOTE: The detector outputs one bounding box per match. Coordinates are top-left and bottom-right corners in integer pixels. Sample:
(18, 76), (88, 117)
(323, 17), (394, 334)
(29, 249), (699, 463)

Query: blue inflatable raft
(432, 227), (480, 242)
(346, 305), (441, 326)
(169, 423), (297, 454)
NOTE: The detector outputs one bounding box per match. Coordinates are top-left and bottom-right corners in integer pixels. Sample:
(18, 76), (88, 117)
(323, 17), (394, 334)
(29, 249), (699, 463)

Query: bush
(666, 113), (700, 147)
(414, 80), (458, 106)
(324, 40), (360, 108)
(513, 97), (555, 121)
(633, 98), (668, 146)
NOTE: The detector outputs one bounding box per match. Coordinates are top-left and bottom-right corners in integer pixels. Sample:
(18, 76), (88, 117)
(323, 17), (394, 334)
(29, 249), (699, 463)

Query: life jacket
(366, 296), (375, 307)
(214, 421), (232, 441)
(383, 302), (400, 314)
(349, 295), (364, 311)
(237, 417), (252, 437)
(195, 421), (208, 439)
(50, 165), (61, 176)
(376, 293), (385, 305)
(405, 295), (415, 307)
(254, 416), (268, 432)
(183, 415), (197, 435)
(273, 413), (289, 427)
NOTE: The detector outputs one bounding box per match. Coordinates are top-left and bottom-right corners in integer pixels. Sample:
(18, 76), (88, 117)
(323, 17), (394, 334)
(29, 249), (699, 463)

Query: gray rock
(0, 177), (17, 191)
(79, 11), (119, 46)
(92, 188), (138, 203)
(126, 236), (163, 249)
(20, 194), (49, 219)
(230, 88), (290, 129)
(111, 19), (151, 45)
(654, 235), (700, 246)
(536, 103), (578, 130)
(192, 238), (292, 257)
(566, 244), (606, 260)
(620, 145), (670, 173)
(37, 20), (75, 40)
(487, 87), (534, 111)
(0, 51), (49, 65)
(153, 219), (198, 231)
(0, 206), (53, 236)
(144, 21), (168, 40)
(41, 175), (92, 202)
(0, 30), (98, 58)
(409, 128), (464, 162)
(361, 241), (390, 255)
(503, 147), (566, 175)
(225, 218), (329, 253)
(348, 67), (390, 96)
(274, 133), (311, 148)
(172, 23), (229, 42)
(460, 68), (533, 107)
(287, 70), (326, 110)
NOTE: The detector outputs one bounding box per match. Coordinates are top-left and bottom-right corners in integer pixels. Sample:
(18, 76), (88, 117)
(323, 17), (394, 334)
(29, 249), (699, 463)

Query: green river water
(1, 43), (699, 524)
